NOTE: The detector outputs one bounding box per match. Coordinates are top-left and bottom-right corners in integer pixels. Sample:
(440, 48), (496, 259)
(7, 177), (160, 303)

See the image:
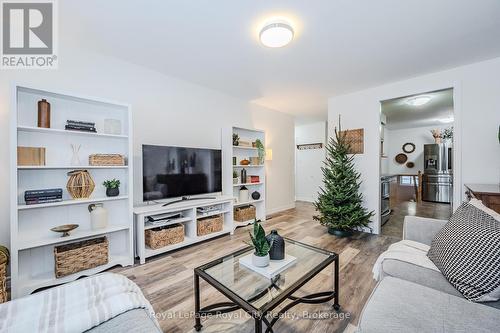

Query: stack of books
(24, 188), (63, 205)
(65, 120), (96, 132)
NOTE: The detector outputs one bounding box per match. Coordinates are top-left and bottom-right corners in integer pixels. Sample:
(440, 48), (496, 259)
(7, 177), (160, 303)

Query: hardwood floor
(113, 201), (399, 332)
(382, 200), (452, 238)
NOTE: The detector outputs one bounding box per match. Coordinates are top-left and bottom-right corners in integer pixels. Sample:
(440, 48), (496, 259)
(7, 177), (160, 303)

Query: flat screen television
(142, 145), (222, 201)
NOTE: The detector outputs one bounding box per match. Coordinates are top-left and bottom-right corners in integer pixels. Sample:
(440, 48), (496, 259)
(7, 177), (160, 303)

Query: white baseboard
(266, 202), (296, 215)
(295, 196), (315, 203)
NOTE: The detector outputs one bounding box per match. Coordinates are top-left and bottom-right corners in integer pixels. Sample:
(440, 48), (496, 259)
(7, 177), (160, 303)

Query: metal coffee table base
(194, 258), (339, 333)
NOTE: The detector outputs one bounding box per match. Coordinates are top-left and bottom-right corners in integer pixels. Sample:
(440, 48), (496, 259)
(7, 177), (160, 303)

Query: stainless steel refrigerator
(422, 143), (453, 203)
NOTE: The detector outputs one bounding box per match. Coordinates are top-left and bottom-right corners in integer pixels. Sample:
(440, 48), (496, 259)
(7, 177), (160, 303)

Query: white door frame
(375, 82), (462, 234)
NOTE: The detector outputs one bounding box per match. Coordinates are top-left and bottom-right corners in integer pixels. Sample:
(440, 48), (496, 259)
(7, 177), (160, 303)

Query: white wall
(295, 122), (327, 202)
(386, 125), (449, 175)
(251, 109), (296, 214)
(0, 47), (295, 248)
(329, 57), (500, 234)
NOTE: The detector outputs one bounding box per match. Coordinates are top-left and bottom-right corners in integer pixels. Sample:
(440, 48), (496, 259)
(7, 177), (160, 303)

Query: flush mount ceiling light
(406, 95), (432, 106)
(259, 20), (294, 48)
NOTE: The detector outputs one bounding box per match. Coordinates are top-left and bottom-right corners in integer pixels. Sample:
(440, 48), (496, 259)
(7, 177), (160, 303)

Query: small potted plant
(248, 221), (272, 267)
(103, 179), (120, 197)
(233, 170), (239, 184)
(254, 139), (265, 164)
(233, 133), (240, 146)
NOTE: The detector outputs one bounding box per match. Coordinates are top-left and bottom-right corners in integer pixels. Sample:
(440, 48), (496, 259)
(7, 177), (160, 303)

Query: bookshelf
(222, 126), (267, 228)
(10, 85), (134, 298)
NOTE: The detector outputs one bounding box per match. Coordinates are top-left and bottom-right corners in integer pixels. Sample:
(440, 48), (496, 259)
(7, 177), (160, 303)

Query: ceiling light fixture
(259, 20), (294, 48)
(406, 95), (432, 106)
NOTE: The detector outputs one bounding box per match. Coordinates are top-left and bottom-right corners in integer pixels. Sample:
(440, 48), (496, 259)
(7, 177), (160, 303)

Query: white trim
(376, 81), (463, 235)
(295, 196), (315, 203)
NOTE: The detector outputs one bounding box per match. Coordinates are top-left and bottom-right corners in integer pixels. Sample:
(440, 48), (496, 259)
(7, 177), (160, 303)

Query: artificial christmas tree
(313, 119), (374, 237)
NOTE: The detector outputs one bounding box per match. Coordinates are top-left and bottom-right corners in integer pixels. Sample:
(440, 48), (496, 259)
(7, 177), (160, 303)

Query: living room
(1, 1), (500, 332)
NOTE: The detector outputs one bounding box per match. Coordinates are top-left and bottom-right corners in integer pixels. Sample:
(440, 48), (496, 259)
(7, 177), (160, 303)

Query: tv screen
(142, 145), (222, 201)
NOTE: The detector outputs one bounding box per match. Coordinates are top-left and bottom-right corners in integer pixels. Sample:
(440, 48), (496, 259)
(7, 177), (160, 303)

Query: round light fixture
(259, 20), (294, 48)
(406, 95), (432, 106)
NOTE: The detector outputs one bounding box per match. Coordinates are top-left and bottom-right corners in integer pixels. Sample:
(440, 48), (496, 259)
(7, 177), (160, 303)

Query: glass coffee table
(194, 237), (339, 333)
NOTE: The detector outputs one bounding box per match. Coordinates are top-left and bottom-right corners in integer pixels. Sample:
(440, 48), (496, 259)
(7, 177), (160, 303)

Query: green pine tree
(313, 120), (374, 234)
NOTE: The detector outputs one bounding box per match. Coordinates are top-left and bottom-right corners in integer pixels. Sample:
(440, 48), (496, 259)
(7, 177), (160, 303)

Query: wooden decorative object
(54, 237), (108, 278)
(340, 129), (364, 154)
(395, 153), (408, 164)
(239, 159), (250, 166)
(37, 99), (51, 128)
(406, 161), (415, 168)
(238, 140), (252, 147)
(17, 146), (46, 166)
(250, 157), (260, 165)
(197, 215), (223, 236)
(234, 205), (256, 222)
(145, 223), (184, 250)
(67, 170), (95, 199)
(50, 224), (79, 237)
(89, 154), (125, 166)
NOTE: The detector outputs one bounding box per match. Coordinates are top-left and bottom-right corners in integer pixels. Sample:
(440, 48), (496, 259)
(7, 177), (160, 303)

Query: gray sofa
(358, 216), (500, 332)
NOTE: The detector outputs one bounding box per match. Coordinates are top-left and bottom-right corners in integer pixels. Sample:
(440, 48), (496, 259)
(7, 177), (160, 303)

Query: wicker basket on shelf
(0, 246), (8, 303)
(234, 205), (256, 222)
(54, 237), (108, 278)
(197, 215), (223, 236)
(89, 154), (125, 166)
(145, 223), (184, 250)
(67, 170), (95, 199)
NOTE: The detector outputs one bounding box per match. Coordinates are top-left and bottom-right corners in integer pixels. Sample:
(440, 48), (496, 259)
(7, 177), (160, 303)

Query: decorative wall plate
(395, 153), (408, 164)
(402, 142), (416, 153)
(406, 161), (415, 168)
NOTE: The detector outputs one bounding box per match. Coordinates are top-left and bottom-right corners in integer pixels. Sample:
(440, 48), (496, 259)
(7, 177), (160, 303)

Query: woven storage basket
(234, 205), (256, 222)
(67, 170), (95, 199)
(145, 223), (184, 250)
(54, 237), (108, 278)
(89, 154), (125, 166)
(0, 262), (6, 303)
(197, 214), (223, 236)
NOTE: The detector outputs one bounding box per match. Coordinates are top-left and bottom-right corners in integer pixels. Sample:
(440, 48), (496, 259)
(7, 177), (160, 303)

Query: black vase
(106, 187), (119, 197)
(251, 191), (261, 200)
(240, 168), (247, 183)
(266, 230), (285, 260)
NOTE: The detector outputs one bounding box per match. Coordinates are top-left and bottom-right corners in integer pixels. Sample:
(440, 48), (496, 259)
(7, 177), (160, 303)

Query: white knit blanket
(372, 240), (439, 280)
(0, 273), (158, 333)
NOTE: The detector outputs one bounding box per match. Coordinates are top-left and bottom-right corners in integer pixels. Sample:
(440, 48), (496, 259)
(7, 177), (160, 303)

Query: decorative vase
(67, 170), (95, 199)
(233, 177), (239, 184)
(266, 230), (285, 260)
(70, 144), (81, 165)
(106, 187), (119, 197)
(88, 203), (108, 229)
(240, 168), (247, 183)
(252, 253), (270, 267)
(328, 227), (353, 238)
(251, 191), (261, 200)
(37, 99), (51, 128)
(239, 185), (249, 203)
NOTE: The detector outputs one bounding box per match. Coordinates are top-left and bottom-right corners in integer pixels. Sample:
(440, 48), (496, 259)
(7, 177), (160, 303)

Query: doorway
(379, 88), (454, 238)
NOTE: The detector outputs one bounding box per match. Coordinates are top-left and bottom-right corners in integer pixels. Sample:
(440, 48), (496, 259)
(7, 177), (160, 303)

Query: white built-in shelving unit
(10, 85), (134, 298)
(222, 126), (266, 227)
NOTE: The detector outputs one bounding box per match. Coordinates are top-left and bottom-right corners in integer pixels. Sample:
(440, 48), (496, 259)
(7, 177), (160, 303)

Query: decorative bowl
(51, 224), (79, 237)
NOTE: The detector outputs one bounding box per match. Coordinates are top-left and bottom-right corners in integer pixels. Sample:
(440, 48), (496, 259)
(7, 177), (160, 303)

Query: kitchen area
(380, 89), (454, 237)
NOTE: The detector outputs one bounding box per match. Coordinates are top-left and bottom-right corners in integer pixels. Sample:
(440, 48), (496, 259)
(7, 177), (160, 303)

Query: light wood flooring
(113, 202), (399, 332)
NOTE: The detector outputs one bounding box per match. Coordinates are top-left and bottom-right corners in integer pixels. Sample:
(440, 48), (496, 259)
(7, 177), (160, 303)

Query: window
(399, 176), (418, 186)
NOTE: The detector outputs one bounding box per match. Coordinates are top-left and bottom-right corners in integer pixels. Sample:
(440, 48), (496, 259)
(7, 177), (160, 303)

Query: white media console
(133, 196), (234, 264)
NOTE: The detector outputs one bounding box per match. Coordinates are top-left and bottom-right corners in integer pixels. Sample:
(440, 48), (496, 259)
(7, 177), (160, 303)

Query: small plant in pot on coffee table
(248, 220), (273, 267)
(103, 179), (120, 197)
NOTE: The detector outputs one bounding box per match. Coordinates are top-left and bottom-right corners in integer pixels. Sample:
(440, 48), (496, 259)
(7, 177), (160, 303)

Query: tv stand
(162, 196), (217, 207)
(134, 195), (234, 264)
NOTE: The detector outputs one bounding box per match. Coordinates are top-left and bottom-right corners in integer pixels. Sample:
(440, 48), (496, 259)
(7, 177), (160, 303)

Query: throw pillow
(427, 200), (500, 302)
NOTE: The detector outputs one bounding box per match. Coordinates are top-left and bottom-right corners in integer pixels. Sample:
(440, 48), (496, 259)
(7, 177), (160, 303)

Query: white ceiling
(61, 1), (500, 120)
(381, 89), (454, 129)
